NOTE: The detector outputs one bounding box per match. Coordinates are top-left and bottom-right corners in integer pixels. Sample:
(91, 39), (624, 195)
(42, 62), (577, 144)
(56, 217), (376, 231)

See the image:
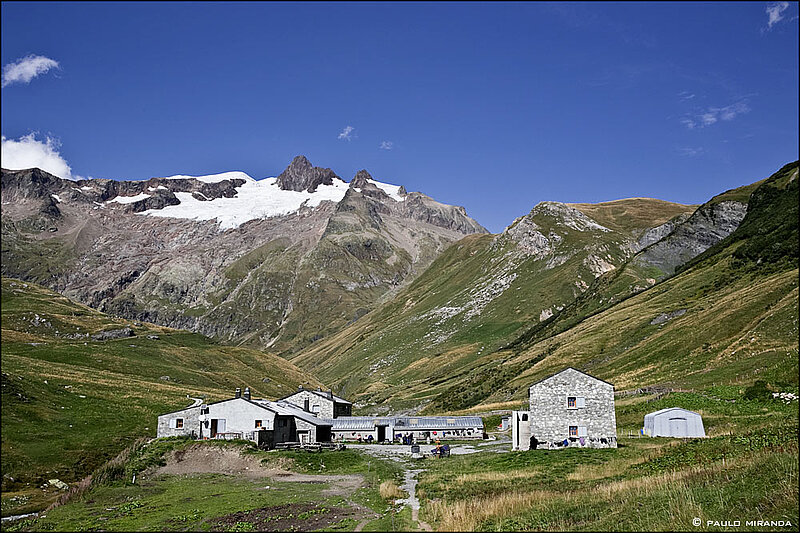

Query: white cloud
(337, 125), (355, 141)
(681, 101), (750, 129)
(379, 141), (394, 150)
(1, 133), (74, 180)
(765, 2), (789, 30)
(2, 55), (59, 88)
(678, 91), (695, 101)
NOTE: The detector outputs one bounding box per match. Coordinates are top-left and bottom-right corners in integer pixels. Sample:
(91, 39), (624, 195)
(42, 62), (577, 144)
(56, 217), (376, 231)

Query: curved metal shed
(643, 407), (705, 438)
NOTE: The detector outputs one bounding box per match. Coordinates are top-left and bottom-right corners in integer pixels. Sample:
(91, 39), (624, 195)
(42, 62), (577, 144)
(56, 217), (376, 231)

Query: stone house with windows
(512, 367), (617, 450)
(157, 387), (332, 446)
(278, 386), (352, 418)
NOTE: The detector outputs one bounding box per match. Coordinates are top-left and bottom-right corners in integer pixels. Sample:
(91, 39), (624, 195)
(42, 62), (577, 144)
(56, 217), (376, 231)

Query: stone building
(278, 386), (352, 418)
(512, 367), (617, 450)
(157, 387), (332, 445)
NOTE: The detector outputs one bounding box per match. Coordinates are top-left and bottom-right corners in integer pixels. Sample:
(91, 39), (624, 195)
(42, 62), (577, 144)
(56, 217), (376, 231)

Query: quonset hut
(643, 407), (705, 438)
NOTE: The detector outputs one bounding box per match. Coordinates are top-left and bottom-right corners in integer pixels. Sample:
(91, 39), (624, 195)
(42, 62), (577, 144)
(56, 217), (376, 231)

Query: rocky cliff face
(630, 200), (748, 278)
(1, 157), (487, 352)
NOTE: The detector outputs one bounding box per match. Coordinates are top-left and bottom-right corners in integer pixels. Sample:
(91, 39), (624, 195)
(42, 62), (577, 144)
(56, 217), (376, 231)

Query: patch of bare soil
(147, 443), (365, 497)
(208, 503), (364, 532)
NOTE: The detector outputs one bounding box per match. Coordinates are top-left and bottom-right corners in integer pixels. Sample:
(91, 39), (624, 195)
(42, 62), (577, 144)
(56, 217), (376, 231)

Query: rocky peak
(276, 155), (340, 193)
(350, 169), (373, 189)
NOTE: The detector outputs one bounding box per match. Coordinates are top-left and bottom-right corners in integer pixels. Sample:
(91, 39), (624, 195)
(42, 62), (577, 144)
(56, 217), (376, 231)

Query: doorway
(377, 425), (386, 442)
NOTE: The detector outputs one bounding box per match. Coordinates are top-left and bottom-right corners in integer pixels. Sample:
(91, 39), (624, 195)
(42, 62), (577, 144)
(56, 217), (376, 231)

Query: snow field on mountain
(138, 176), (350, 229)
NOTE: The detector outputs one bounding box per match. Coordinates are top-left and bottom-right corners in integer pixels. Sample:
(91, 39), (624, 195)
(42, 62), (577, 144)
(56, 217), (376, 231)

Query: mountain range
(2, 158), (797, 415)
(1, 155), (486, 354)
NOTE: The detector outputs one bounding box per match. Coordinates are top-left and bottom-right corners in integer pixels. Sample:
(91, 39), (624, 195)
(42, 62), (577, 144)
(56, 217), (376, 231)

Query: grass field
(4, 439), (411, 532)
(1, 277), (323, 515)
(417, 391), (798, 532)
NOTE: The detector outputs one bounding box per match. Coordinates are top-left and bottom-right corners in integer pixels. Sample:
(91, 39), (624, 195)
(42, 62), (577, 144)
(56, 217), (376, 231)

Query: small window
(175, 418), (184, 429)
(569, 426), (578, 437)
(278, 419), (287, 427)
(576, 397), (586, 408)
(312, 405), (320, 414)
(255, 420), (263, 428)
(521, 414), (528, 421)
(567, 396), (576, 408)
(578, 426), (588, 437)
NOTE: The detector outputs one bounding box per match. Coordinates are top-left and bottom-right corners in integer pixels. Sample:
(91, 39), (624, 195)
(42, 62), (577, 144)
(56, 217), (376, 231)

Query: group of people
(397, 433), (415, 445)
(528, 434), (616, 449)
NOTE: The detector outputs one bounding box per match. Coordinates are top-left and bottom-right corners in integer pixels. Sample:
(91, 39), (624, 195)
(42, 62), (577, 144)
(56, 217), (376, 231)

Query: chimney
(234, 388), (241, 398)
(327, 390), (333, 399)
(298, 385), (303, 391)
(243, 387), (251, 400)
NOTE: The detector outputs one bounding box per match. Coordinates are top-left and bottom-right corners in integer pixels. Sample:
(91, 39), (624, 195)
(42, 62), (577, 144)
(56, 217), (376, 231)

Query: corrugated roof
(645, 407), (702, 418)
(322, 416), (483, 431)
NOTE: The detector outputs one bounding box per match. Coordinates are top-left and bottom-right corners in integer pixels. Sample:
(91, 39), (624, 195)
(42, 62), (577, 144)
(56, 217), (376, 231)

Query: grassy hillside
(456, 161), (799, 410)
(568, 197), (696, 235)
(288, 164), (797, 414)
(1, 278), (323, 515)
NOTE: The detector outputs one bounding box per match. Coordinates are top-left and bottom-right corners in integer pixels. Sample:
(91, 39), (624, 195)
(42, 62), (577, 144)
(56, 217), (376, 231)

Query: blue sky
(1, 2), (797, 232)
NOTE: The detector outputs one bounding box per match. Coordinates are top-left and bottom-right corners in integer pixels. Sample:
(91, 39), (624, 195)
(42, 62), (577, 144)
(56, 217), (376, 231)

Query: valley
(1, 159), (797, 531)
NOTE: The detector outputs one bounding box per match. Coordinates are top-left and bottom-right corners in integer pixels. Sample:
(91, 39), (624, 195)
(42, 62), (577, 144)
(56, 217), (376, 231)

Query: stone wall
(280, 390), (335, 418)
(527, 368), (617, 449)
(157, 405), (201, 438)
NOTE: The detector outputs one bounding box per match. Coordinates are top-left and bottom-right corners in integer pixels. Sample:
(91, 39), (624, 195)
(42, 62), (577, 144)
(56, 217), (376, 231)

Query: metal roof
(644, 407), (702, 419)
(323, 416), (483, 431)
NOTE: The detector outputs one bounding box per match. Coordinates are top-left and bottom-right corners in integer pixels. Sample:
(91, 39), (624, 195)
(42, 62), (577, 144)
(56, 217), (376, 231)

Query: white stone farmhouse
(157, 387), (332, 446)
(512, 367), (617, 450)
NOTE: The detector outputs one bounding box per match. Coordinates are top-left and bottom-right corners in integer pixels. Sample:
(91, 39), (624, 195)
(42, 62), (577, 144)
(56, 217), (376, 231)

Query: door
(298, 431), (309, 444)
(668, 417), (687, 437)
(377, 426), (386, 442)
(211, 419), (218, 438)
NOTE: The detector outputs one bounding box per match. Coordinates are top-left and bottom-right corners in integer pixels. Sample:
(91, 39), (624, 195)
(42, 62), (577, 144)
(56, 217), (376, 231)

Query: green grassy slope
(1, 278), (323, 512)
(464, 161), (799, 408)
(289, 164), (797, 414)
(289, 199), (697, 412)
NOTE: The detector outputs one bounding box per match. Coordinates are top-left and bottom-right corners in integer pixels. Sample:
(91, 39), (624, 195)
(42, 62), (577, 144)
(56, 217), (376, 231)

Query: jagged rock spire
(276, 155), (340, 193)
(350, 169), (373, 189)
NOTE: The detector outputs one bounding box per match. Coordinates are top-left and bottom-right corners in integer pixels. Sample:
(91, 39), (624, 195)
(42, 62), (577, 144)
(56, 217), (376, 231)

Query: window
(170, 418), (184, 429)
(578, 426), (588, 437)
(312, 404), (320, 414)
(255, 420), (263, 428)
(521, 414), (528, 421)
(569, 426), (578, 437)
(278, 419), (287, 427)
(568, 396), (586, 409)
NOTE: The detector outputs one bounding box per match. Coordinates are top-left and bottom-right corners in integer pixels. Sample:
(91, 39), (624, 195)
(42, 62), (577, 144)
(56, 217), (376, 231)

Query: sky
(1, 2), (798, 233)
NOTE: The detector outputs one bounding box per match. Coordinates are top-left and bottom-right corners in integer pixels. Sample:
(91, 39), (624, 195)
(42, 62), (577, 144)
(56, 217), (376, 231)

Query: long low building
(157, 386), (485, 446)
(326, 415), (485, 442)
